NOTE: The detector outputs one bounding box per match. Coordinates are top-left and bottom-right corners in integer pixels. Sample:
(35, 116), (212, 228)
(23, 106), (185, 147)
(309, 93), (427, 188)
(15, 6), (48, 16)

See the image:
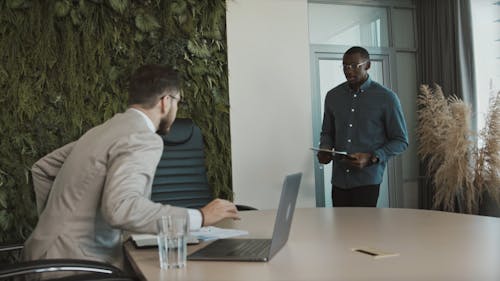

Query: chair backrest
(151, 118), (213, 209)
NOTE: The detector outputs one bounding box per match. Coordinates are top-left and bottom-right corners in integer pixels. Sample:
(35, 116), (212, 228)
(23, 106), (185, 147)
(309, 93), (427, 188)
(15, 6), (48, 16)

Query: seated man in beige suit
(23, 64), (240, 269)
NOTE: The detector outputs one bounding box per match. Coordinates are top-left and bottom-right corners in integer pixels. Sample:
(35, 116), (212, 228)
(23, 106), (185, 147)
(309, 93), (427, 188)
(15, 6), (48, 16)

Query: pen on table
(354, 249), (378, 256)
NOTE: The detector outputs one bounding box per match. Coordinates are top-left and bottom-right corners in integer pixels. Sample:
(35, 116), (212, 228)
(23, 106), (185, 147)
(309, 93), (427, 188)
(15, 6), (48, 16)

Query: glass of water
(157, 214), (188, 269)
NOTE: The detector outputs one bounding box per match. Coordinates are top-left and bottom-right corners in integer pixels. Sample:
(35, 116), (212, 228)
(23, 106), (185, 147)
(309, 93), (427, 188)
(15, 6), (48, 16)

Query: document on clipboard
(310, 147), (349, 156)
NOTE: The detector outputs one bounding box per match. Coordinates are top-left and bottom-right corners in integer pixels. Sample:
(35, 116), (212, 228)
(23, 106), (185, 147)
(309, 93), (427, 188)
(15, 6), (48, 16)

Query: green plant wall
(0, 0), (232, 245)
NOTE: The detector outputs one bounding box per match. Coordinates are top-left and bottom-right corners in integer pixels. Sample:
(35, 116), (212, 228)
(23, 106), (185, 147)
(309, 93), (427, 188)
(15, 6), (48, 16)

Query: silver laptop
(187, 172), (302, 262)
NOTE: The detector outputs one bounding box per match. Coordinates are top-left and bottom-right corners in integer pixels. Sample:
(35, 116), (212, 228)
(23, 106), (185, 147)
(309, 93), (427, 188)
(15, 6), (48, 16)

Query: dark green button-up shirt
(320, 76), (409, 189)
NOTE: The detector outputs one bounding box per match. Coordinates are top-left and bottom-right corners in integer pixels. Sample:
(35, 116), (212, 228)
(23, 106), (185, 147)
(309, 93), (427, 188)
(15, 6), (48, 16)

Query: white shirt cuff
(187, 209), (202, 231)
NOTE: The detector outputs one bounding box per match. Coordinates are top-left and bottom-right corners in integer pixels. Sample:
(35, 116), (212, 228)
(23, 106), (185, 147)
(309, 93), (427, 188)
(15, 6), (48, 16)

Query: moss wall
(0, 0), (232, 245)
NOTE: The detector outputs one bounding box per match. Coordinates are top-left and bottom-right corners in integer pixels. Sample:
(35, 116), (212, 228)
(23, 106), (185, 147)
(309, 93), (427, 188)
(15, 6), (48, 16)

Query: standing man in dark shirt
(317, 46), (408, 207)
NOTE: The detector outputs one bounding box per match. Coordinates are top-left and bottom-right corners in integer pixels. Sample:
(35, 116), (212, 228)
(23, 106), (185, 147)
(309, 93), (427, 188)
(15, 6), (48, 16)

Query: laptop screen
(268, 172), (302, 258)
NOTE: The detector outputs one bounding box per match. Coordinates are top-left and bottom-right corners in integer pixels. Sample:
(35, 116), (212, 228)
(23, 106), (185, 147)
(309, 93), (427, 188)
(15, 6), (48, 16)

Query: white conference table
(124, 208), (500, 281)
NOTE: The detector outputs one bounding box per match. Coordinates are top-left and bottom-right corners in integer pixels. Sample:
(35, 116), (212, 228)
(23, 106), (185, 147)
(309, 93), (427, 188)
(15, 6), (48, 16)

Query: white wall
(226, 0), (315, 209)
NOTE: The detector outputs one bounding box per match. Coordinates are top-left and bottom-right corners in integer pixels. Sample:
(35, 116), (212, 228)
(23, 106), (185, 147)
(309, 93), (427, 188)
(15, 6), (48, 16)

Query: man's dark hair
(128, 64), (181, 108)
(344, 46), (370, 60)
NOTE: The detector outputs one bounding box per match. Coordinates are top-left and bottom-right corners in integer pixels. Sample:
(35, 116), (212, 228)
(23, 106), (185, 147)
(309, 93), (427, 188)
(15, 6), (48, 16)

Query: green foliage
(0, 0), (232, 249)
(108, 0), (128, 14)
(135, 12), (160, 32)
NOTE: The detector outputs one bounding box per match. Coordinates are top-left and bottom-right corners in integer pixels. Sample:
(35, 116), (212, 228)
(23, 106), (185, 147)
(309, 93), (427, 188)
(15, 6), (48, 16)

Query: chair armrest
(0, 243), (24, 253)
(0, 242), (24, 264)
(0, 259), (127, 279)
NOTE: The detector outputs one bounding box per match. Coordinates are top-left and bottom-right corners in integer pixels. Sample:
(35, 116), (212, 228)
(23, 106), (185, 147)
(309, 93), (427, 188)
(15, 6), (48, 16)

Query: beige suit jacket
(23, 109), (188, 269)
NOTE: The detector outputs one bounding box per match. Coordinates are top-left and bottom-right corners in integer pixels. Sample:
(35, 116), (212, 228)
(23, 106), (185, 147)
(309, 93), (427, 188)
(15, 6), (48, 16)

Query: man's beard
(157, 117), (171, 135)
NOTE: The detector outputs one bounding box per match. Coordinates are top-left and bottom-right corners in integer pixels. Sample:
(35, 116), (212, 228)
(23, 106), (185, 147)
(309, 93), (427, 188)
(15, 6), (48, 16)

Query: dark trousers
(332, 184), (380, 207)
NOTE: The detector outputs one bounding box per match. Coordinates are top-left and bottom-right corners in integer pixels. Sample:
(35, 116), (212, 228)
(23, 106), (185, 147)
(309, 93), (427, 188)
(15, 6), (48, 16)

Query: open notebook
(131, 226), (248, 247)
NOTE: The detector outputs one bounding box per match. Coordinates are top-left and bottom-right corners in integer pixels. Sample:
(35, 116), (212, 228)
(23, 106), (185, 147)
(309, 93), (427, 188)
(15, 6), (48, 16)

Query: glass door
(308, 1), (417, 208)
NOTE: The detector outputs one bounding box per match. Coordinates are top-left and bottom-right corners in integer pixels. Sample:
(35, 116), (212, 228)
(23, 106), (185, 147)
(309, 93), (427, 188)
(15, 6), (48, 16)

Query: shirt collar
(346, 75), (372, 93)
(359, 75), (372, 91)
(129, 108), (156, 132)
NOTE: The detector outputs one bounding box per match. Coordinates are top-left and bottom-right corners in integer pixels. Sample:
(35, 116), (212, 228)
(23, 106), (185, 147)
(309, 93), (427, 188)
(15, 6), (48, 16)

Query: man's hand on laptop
(200, 199), (240, 226)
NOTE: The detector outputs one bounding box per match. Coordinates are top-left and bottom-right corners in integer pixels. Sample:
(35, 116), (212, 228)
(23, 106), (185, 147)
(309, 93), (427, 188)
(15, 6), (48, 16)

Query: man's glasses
(342, 61), (369, 71)
(161, 95), (185, 106)
(168, 94), (181, 101)
(167, 95), (187, 107)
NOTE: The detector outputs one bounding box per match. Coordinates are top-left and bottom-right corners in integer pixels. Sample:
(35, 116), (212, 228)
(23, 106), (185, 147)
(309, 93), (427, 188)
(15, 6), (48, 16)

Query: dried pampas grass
(417, 85), (451, 175)
(417, 85), (500, 214)
(475, 91), (500, 203)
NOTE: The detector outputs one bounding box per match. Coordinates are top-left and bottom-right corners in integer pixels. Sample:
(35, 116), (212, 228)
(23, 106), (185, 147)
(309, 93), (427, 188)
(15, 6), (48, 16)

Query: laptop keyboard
(226, 239), (271, 257)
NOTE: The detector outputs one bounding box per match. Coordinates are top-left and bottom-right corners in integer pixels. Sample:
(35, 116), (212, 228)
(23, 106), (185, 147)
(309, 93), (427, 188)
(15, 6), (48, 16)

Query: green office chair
(151, 118), (256, 211)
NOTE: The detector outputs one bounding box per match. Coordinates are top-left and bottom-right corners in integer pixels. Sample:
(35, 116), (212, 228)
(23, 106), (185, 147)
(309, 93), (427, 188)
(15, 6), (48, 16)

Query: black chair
(151, 118), (256, 211)
(0, 258), (136, 281)
(0, 245), (137, 281)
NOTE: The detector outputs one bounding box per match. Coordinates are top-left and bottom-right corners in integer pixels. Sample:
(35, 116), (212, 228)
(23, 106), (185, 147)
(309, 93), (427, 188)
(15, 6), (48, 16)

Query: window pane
(308, 3), (389, 47)
(392, 8), (415, 48)
(471, 0), (500, 131)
